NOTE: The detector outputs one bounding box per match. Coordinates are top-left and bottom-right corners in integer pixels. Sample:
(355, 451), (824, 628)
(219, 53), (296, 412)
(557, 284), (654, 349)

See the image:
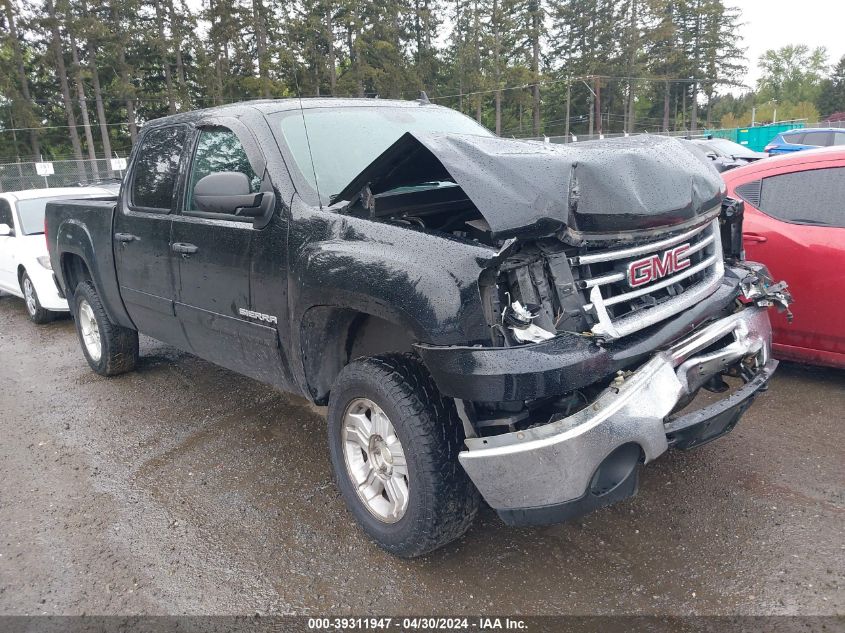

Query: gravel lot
(0, 296), (842, 616)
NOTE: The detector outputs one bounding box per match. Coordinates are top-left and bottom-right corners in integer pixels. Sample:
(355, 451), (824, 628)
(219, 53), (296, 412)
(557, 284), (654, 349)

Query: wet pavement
(0, 296), (842, 616)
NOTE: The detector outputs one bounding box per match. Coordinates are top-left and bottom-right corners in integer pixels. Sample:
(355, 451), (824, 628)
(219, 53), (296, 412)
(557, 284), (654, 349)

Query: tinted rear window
(131, 126), (187, 211)
(803, 131), (832, 147)
(759, 167), (845, 227)
(783, 132), (805, 144)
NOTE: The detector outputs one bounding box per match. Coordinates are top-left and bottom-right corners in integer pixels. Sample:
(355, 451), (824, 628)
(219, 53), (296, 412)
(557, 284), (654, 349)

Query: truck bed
(45, 196), (133, 329)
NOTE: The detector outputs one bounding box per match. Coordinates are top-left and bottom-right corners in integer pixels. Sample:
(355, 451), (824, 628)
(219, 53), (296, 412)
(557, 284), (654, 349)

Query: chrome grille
(572, 219), (724, 339)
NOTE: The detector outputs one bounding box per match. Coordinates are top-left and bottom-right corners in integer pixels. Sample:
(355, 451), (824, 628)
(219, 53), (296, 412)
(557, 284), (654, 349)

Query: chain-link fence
(0, 158), (128, 193)
(3, 122), (840, 192)
(808, 120), (845, 129)
(527, 129), (707, 144)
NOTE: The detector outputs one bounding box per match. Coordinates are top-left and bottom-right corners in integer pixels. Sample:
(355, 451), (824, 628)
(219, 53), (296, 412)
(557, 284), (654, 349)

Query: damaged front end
(423, 250), (790, 526)
(428, 212), (791, 525)
(333, 130), (791, 526)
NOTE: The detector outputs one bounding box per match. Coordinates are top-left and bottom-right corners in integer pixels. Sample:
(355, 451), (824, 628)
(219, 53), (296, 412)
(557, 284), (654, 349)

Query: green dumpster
(705, 122), (806, 152)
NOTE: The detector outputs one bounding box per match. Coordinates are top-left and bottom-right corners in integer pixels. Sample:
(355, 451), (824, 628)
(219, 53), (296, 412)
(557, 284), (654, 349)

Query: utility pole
(564, 79), (571, 142)
(594, 76), (602, 136)
(582, 78), (598, 138)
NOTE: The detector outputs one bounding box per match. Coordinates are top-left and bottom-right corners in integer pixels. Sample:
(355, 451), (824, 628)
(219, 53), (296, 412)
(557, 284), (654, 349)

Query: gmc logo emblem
(627, 243), (691, 288)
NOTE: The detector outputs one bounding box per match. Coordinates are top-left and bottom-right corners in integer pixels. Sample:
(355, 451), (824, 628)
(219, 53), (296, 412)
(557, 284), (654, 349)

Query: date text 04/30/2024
(306, 617), (528, 630)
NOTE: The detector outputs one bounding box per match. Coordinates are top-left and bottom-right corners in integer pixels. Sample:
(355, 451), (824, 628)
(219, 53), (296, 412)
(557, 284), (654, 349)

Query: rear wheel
(72, 281), (138, 376)
(20, 271), (53, 324)
(327, 354), (479, 557)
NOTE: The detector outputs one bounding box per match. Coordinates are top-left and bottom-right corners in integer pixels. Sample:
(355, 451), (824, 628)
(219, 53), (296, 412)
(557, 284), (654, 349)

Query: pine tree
(44, 0), (86, 174)
(1, 0), (761, 161)
(2, 0), (41, 160)
(817, 55), (845, 117)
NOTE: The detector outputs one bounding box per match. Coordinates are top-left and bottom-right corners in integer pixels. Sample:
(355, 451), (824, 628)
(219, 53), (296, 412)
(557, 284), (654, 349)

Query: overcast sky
(735, 0), (845, 91)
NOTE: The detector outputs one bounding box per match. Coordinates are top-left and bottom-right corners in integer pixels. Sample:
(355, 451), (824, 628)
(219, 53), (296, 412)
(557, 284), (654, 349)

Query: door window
(803, 131), (832, 147)
(784, 132), (805, 144)
(833, 132), (845, 146)
(0, 199), (12, 229)
(130, 126), (187, 212)
(185, 127), (261, 213)
(758, 167), (845, 228)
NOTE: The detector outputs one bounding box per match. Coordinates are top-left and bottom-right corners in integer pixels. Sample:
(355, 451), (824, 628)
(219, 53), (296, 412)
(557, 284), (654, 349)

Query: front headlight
(36, 255), (52, 270)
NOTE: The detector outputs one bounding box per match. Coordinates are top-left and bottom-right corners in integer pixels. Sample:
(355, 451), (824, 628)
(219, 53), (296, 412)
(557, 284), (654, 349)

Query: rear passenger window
(785, 132), (805, 144)
(803, 131), (832, 147)
(759, 167), (845, 228)
(834, 132), (845, 146)
(130, 126), (187, 212)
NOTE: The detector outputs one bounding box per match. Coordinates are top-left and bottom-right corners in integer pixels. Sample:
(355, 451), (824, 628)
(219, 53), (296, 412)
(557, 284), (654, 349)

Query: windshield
(15, 194), (104, 235)
(707, 139), (758, 158)
(275, 106), (493, 204)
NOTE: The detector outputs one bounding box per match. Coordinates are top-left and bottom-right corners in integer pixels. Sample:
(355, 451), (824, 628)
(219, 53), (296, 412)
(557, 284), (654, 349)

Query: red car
(723, 147), (845, 369)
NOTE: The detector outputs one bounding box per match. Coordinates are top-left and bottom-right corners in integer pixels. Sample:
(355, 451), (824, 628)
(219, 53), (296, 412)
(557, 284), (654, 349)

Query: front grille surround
(573, 219), (724, 339)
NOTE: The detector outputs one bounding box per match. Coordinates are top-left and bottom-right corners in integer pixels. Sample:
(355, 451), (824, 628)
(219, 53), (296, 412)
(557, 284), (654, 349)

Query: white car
(0, 186), (118, 323)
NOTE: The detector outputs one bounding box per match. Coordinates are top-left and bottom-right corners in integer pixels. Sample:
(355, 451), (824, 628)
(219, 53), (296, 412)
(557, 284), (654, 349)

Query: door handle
(171, 242), (198, 255)
(114, 232), (138, 243)
(743, 233), (767, 244)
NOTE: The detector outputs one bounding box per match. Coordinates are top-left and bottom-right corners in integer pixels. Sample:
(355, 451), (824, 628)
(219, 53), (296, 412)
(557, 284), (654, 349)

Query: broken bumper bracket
(665, 358), (777, 450)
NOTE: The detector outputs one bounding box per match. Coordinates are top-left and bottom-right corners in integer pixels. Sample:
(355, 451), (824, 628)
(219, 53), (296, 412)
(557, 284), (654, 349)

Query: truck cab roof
(140, 98), (448, 131)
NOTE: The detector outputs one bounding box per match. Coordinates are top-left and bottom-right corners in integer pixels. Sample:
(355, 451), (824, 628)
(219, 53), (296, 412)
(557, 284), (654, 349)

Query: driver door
(171, 120), (287, 383)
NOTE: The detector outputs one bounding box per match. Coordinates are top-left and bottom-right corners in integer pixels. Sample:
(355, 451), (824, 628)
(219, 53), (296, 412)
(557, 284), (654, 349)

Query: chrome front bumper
(458, 306), (773, 519)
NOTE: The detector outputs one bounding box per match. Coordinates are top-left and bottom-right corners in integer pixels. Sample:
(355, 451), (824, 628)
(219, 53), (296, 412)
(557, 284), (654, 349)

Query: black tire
(72, 280), (139, 376)
(20, 270), (54, 324)
(327, 353), (479, 557)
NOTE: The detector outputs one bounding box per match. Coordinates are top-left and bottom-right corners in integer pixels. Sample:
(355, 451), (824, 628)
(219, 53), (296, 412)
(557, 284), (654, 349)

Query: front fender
(292, 219), (494, 346)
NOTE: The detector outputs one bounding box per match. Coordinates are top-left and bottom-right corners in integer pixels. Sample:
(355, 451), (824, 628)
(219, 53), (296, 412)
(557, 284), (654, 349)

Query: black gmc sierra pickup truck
(46, 98), (791, 557)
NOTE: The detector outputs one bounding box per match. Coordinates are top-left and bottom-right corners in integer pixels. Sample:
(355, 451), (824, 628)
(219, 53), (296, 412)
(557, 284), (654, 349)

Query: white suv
(0, 186), (117, 323)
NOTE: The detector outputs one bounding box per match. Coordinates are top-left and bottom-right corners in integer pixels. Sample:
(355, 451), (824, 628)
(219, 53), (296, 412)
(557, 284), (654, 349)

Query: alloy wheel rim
(341, 398), (409, 523)
(78, 300), (102, 362)
(23, 277), (36, 315)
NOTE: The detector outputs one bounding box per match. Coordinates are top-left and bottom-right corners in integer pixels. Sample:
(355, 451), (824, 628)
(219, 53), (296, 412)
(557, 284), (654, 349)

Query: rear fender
(56, 219), (134, 329)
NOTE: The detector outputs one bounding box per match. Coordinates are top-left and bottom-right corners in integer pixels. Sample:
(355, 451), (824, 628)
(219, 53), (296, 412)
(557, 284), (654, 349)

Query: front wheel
(72, 281), (139, 376)
(327, 354), (479, 557)
(21, 271), (53, 324)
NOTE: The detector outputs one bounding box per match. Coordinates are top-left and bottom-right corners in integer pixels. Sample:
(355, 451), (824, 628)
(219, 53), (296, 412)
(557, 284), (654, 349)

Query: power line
(0, 121), (134, 133)
(0, 73), (747, 111)
(428, 74), (747, 102)
(0, 73), (745, 137)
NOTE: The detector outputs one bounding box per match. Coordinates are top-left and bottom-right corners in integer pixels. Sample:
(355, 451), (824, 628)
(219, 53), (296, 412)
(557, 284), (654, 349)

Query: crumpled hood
(334, 132), (725, 239)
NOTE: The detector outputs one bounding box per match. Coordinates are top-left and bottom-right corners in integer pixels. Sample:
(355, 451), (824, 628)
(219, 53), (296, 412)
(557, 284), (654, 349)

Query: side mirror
(705, 151), (718, 160)
(193, 171), (267, 217)
(0, 223), (13, 236)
